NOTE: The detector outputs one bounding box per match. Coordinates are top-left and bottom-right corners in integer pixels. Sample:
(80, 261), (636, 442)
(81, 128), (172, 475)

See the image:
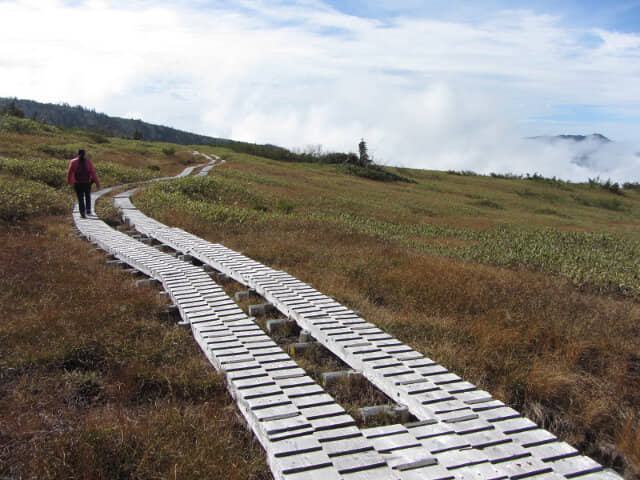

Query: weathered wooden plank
(548, 455), (604, 477)
(526, 442), (579, 462)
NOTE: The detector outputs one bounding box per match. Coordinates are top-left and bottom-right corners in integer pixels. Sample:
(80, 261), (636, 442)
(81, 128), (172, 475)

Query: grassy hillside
(136, 151), (640, 477)
(1, 114), (639, 478)
(0, 116), (271, 479)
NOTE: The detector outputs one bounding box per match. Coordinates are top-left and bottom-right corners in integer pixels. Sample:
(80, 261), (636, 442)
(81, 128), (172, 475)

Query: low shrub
(0, 174), (70, 221)
(135, 188), (262, 228)
(0, 156), (158, 189)
(87, 132), (109, 144)
(38, 144), (77, 159)
(94, 162), (159, 186)
(145, 175), (265, 207)
(338, 164), (413, 182)
(472, 199), (504, 209)
(0, 114), (56, 134)
(590, 177), (624, 195)
(525, 173), (572, 189)
(574, 195), (625, 211)
(490, 172), (522, 179)
(447, 170), (478, 176)
(275, 198), (295, 214)
(0, 156), (67, 188)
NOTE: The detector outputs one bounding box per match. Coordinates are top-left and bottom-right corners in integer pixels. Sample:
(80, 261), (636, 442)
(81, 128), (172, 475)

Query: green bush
(573, 195), (625, 211)
(0, 157), (68, 188)
(94, 162), (159, 186)
(275, 198), (295, 214)
(162, 147), (176, 156)
(146, 175), (265, 207)
(38, 144), (77, 159)
(136, 188), (261, 226)
(338, 164), (413, 183)
(0, 156), (160, 189)
(589, 177), (624, 195)
(87, 132), (109, 144)
(0, 174), (70, 222)
(0, 114), (55, 134)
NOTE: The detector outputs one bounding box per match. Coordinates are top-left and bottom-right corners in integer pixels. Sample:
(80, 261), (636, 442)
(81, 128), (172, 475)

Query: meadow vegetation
(2, 114), (639, 478)
(0, 116), (270, 479)
(0, 218), (269, 479)
(136, 149), (640, 478)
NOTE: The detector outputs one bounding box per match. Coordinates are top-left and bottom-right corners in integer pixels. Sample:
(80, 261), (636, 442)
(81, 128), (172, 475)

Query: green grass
(140, 152), (640, 300)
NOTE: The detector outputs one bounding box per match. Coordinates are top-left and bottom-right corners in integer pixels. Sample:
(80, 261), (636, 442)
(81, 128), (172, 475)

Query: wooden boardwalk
(71, 162), (621, 480)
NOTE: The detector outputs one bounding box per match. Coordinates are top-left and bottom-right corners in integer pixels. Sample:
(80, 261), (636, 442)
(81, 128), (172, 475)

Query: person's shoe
(81, 213), (87, 219)
(86, 210), (92, 215)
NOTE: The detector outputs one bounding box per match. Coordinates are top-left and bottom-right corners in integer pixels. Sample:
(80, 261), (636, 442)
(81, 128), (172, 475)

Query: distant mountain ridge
(528, 133), (612, 143)
(0, 97), (233, 146)
(527, 133), (614, 169)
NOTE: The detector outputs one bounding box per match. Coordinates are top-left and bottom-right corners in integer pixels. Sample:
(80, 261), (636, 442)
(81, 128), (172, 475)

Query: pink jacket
(67, 157), (100, 188)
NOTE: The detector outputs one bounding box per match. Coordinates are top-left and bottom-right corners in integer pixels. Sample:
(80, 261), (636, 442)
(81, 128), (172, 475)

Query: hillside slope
(1, 115), (639, 478)
(0, 97), (233, 145)
(135, 149), (640, 478)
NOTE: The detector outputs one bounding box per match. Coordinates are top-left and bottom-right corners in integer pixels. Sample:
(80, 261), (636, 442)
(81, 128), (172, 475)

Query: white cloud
(1, 0), (640, 181)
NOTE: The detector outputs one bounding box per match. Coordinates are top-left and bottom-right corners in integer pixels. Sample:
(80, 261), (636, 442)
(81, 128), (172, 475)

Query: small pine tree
(358, 138), (371, 167)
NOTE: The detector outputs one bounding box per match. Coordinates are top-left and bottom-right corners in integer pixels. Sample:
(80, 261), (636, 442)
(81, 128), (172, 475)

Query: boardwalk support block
(266, 318), (296, 334)
(234, 289), (258, 302)
(160, 305), (181, 323)
(212, 272), (231, 283)
(135, 278), (161, 288)
(359, 404), (410, 424)
(299, 330), (313, 342)
(322, 370), (362, 388)
(122, 268), (144, 276)
(288, 342), (318, 356)
(249, 303), (277, 317)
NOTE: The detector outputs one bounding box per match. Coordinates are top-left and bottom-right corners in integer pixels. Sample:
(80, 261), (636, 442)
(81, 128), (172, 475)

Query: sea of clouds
(2, 0), (639, 182)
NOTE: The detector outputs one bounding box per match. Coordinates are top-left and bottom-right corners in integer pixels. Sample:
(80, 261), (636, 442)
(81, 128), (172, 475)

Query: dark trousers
(74, 183), (92, 216)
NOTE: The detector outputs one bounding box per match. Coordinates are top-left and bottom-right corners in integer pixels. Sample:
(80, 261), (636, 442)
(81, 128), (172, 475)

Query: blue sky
(324, 0), (640, 32)
(1, 0), (640, 180)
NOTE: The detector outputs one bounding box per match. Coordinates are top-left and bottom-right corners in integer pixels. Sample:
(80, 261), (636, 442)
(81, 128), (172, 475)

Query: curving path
(73, 158), (621, 480)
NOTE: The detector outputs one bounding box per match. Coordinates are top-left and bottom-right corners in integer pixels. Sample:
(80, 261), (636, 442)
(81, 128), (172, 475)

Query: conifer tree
(358, 138), (371, 167)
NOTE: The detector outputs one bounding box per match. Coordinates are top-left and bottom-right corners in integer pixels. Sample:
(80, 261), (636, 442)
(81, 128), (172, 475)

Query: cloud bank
(1, 0), (640, 181)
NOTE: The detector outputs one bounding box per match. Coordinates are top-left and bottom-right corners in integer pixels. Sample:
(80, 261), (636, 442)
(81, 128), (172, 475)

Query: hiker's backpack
(75, 159), (91, 183)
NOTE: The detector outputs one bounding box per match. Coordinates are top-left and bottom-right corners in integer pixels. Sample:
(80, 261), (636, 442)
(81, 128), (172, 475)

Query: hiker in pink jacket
(67, 149), (100, 218)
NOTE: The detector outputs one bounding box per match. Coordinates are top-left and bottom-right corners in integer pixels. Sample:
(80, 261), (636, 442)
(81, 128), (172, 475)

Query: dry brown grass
(170, 205), (640, 478)
(3, 121), (640, 477)
(129, 150), (640, 477)
(0, 216), (271, 480)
